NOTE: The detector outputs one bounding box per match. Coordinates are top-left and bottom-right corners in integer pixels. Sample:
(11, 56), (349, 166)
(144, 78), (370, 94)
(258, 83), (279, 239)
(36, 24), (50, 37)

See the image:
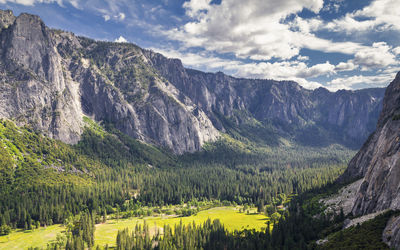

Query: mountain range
(0, 10), (385, 154)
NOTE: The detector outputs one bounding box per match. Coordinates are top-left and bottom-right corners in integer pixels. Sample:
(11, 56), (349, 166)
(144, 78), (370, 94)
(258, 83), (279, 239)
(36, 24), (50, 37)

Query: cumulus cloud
(163, 0), (398, 69)
(115, 36), (128, 43)
(326, 73), (397, 91)
(393, 47), (400, 56)
(321, 0), (400, 33)
(353, 42), (396, 70)
(297, 55), (309, 61)
(335, 60), (357, 72)
(162, 0), (327, 61)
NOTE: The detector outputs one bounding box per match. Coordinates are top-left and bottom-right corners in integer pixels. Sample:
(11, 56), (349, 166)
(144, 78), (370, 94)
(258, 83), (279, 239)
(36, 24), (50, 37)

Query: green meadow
(0, 206), (270, 249)
(0, 225), (64, 250)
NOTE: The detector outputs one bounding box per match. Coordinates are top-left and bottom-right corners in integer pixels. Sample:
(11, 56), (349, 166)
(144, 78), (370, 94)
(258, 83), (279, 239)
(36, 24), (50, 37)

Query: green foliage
(116, 219), (230, 250)
(0, 224), (11, 235)
(392, 114), (400, 121)
(0, 117), (353, 241)
(319, 211), (399, 250)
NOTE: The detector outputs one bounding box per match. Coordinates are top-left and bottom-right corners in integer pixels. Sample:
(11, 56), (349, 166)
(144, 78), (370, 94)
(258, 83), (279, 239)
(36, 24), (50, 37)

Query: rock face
(339, 72), (400, 249)
(383, 215), (400, 249)
(0, 10), (219, 154)
(0, 10), (386, 153)
(146, 52), (384, 147)
(342, 72), (400, 215)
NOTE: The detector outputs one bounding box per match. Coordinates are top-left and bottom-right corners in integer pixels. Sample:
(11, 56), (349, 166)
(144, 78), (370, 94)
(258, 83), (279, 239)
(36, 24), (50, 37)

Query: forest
(0, 117), (364, 249)
(0, 117), (352, 231)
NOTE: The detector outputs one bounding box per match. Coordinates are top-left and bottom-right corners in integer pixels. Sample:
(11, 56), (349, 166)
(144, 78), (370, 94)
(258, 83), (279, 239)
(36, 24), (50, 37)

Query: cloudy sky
(1, 0), (400, 90)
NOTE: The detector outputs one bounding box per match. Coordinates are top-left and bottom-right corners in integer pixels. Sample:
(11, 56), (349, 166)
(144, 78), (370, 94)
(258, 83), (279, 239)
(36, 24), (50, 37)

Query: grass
(0, 206), (270, 249)
(0, 225), (64, 250)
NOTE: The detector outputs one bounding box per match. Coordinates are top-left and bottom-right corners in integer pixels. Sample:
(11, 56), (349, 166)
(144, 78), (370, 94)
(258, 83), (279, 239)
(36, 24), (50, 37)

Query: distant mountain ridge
(0, 9), (385, 153)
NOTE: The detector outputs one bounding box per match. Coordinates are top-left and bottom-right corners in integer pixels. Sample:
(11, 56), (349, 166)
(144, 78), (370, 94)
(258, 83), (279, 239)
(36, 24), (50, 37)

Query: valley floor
(0, 206), (269, 249)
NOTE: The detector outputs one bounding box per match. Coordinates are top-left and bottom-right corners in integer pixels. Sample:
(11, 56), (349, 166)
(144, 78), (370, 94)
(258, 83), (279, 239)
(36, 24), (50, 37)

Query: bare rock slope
(0, 10), (219, 154)
(342, 72), (400, 215)
(338, 72), (400, 249)
(0, 10), (386, 153)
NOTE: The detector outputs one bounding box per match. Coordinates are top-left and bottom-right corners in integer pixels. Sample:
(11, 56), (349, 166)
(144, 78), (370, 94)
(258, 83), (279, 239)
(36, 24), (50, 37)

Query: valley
(0, 206), (270, 249)
(0, 7), (398, 250)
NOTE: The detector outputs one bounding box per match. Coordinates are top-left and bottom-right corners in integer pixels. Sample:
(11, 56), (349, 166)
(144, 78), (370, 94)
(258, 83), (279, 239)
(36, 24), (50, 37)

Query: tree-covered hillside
(0, 118), (354, 234)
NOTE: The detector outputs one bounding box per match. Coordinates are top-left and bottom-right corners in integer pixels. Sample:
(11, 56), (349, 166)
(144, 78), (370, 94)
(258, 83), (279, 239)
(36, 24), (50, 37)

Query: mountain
(337, 72), (400, 248)
(0, 10), (385, 154)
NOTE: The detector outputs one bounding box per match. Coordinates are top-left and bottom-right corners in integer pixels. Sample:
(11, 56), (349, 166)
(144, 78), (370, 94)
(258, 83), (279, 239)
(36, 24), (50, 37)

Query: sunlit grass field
(0, 206), (270, 249)
(96, 206), (270, 247)
(0, 224), (64, 250)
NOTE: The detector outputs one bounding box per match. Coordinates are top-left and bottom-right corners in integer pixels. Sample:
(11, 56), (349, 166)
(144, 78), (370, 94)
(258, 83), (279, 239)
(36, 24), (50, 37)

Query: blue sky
(1, 0), (399, 90)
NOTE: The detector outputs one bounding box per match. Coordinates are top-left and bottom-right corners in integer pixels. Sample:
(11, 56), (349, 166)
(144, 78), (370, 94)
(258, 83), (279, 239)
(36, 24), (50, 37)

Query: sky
(0, 0), (399, 91)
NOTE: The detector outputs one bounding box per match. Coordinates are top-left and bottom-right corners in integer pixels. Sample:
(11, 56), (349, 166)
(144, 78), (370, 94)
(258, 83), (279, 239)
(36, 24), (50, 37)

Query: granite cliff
(0, 10), (386, 153)
(338, 72), (400, 249)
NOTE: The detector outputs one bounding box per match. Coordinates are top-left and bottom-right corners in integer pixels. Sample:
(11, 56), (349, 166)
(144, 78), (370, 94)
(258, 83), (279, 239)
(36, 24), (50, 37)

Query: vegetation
(0, 118), (359, 248)
(0, 205), (268, 249)
(114, 185), (397, 250)
(319, 210), (399, 250)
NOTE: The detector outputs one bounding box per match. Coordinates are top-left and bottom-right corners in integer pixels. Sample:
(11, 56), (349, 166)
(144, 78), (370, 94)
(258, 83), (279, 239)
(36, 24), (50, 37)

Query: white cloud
(162, 0), (398, 69)
(0, 0), (62, 6)
(393, 47), (400, 56)
(335, 60), (357, 72)
(114, 36), (128, 43)
(103, 14), (110, 21)
(68, 0), (79, 8)
(297, 55), (309, 61)
(0, 0), (133, 23)
(183, 0), (212, 18)
(326, 73), (396, 91)
(118, 12), (125, 21)
(353, 42), (396, 70)
(322, 0), (343, 13)
(321, 0), (400, 33)
(163, 0), (328, 61)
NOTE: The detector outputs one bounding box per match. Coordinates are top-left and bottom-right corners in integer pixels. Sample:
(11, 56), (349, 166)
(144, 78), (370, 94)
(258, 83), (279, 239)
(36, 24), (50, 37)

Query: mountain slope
(145, 52), (384, 148)
(342, 72), (400, 215)
(0, 10), (218, 154)
(338, 72), (400, 249)
(0, 10), (385, 153)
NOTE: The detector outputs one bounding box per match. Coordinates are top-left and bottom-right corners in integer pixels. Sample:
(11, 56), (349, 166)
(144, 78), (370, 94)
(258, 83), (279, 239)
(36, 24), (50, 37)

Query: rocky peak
(0, 11), (219, 154)
(0, 9), (15, 30)
(0, 9), (387, 154)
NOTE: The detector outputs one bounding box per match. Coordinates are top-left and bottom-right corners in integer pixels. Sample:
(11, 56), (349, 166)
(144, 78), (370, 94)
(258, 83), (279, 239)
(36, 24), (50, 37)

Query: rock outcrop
(342, 72), (400, 215)
(338, 72), (400, 249)
(0, 10), (219, 154)
(383, 215), (400, 248)
(0, 10), (386, 153)
(145, 51), (384, 148)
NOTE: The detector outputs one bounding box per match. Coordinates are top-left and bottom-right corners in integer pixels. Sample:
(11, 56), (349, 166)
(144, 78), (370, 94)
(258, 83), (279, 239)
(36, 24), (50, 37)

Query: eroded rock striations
(342, 72), (400, 215)
(0, 10), (386, 153)
(0, 10), (218, 154)
(145, 51), (384, 148)
(339, 72), (400, 249)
